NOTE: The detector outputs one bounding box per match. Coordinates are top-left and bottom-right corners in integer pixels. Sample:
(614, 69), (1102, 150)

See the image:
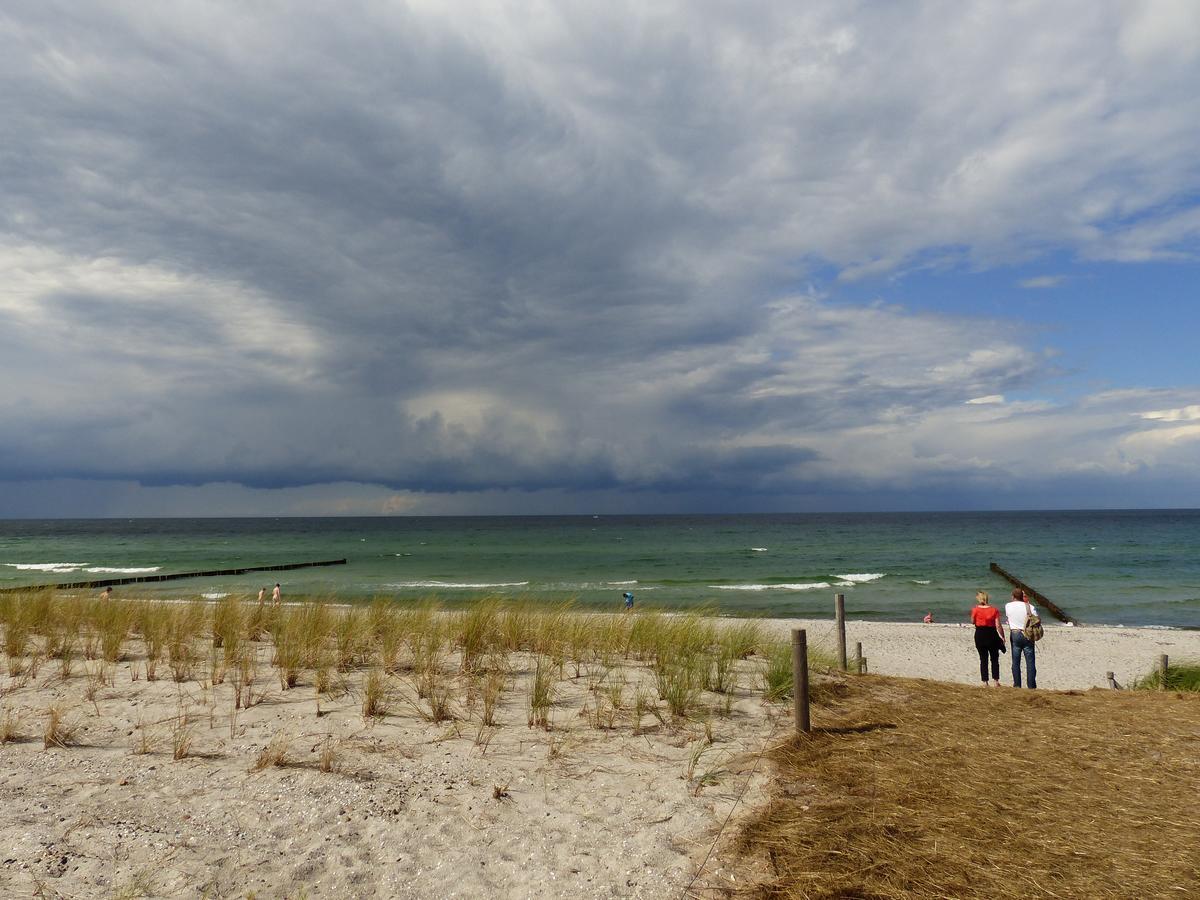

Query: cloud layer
(2, 1), (1199, 514)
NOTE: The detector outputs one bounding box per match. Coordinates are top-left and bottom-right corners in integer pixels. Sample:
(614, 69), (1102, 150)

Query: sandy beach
(0, 600), (1197, 898)
(760, 618), (1200, 690)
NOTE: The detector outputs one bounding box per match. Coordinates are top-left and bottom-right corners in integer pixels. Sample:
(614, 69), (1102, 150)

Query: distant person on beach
(272, 583), (281, 604)
(623, 591), (634, 611)
(257, 586), (266, 603)
(923, 611), (933, 624)
(969, 591), (1005, 686)
(100, 586), (112, 601)
(1005, 588), (1038, 689)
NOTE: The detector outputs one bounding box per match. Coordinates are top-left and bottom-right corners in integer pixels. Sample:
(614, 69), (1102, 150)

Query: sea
(1, 511), (1197, 628)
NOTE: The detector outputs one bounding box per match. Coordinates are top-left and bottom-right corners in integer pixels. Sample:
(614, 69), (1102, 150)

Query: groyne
(989, 561), (1078, 624)
(0, 558), (348, 593)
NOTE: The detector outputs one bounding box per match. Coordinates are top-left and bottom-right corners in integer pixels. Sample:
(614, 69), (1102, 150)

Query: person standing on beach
(622, 591), (634, 611)
(272, 583), (281, 605)
(100, 586), (113, 601)
(257, 586), (266, 603)
(969, 591), (1005, 686)
(1005, 588), (1038, 689)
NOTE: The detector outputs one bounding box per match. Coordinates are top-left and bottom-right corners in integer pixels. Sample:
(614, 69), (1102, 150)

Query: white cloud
(1140, 405), (1200, 422)
(1018, 276), (1064, 289)
(1, 2), (1199, 510)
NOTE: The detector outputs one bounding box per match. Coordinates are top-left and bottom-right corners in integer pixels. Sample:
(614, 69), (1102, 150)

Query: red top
(971, 605), (1000, 627)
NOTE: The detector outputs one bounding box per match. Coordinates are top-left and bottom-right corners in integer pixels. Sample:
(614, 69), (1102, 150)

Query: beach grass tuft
(1133, 659), (1200, 691)
(528, 655), (555, 729)
(317, 734), (339, 773)
(362, 668), (391, 719)
(171, 706), (195, 760)
(43, 704), (78, 749)
(252, 731), (291, 771)
(0, 706), (23, 743)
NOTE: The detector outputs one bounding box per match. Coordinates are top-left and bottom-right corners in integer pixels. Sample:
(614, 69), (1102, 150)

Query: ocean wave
(201, 592), (229, 600)
(835, 573), (886, 583)
(4, 562), (88, 572)
(84, 566), (161, 574)
(606, 580), (638, 585)
(709, 582), (831, 592)
(750, 547), (768, 552)
(912, 579), (932, 585)
(385, 580), (530, 589)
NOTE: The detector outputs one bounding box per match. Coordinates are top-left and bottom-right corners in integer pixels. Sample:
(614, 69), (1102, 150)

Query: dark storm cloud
(1, 1), (1199, 513)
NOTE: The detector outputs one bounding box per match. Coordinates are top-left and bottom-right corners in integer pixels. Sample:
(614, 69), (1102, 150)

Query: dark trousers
(1011, 632), (1037, 688)
(974, 626), (1000, 682)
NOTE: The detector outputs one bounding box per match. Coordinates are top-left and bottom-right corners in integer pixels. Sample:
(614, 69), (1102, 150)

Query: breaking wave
(709, 582), (831, 592)
(834, 573), (886, 583)
(4, 562), (88, 572)
(85, 566), (161, 574)
(385, 580), (530, 589)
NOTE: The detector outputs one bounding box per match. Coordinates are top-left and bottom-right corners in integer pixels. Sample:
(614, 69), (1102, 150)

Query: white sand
(2, 617), (1197, 897)
(0, 645), (776, 899)
(759, 618), (1200, 690)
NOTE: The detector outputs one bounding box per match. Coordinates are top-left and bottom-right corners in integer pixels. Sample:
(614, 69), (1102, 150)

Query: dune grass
(1132, 659), (1200, 692)
(0, 591), (839, 752)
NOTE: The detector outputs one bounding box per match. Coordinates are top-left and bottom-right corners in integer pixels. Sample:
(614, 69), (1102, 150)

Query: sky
(1, 0), (1198, 517)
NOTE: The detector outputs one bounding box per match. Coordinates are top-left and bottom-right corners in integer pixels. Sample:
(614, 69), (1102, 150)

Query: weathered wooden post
(856, 641), (864, 675)
(1159, 654), (1169, 690)
(792, 628), (810, 733)
(1106, 671), (1118, 689)
(835, 593), (847, 672)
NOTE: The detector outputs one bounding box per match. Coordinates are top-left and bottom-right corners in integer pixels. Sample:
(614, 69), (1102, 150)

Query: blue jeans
(1011, 632), (1037, 688)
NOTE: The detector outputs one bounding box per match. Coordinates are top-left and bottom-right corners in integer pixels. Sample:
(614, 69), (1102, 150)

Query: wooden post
(1159, 654), (1169, 690)
(835, 593), (847, 672)
(1106, 671), (1118, 689)
(792, 628), (810, 733)
(856, 641), (864, 675)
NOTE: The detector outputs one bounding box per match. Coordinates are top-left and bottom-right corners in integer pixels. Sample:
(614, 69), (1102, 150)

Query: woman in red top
(969, 591), (1006, 686)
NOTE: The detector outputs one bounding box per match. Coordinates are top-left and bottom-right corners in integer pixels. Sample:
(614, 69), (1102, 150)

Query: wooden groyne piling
(989, 562), (1078, 624)
(0, 558), (348, 593)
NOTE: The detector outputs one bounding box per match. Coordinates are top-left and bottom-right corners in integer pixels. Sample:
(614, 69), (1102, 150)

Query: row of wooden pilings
(792, 592), (857, 734)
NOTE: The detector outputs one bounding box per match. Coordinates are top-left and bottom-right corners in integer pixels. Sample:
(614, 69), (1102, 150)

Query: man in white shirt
(1005, 588), (1038, 689)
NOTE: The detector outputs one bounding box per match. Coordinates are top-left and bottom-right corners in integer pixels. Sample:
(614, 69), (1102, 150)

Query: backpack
(1022, 601), (1044, 642)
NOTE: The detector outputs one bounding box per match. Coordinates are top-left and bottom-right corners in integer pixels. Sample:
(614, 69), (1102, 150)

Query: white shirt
(1006, 599), (1038, 632)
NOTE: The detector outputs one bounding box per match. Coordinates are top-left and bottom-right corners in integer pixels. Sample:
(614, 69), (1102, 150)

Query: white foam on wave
(835, 573), (886, 583)
(386, 580), (530, 589)
(85, 566), (161, 574)
(607, 580), (637, 585)
(750, 547), (768, 552)
(4, 562), (88, 572)
(912, 579), (932, 585)
(710, 582), (831, 592)
(201, 592), (229, 600)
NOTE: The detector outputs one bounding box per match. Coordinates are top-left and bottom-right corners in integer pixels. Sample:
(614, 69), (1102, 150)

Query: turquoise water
(1, 512), (1197, 627)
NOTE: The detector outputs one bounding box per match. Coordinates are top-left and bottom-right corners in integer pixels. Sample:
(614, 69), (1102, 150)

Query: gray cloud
(1, 1), (1199, 513)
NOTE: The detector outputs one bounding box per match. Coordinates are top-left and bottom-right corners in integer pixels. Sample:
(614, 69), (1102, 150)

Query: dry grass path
(734, 677), (1200, 899)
